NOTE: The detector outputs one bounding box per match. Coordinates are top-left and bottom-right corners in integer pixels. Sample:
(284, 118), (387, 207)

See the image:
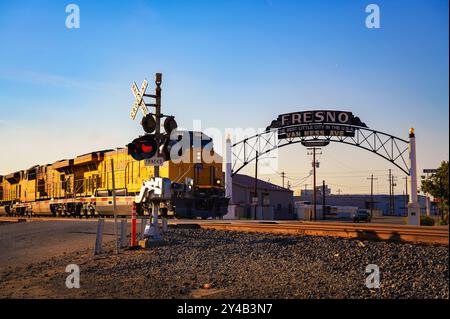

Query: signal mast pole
(141, 73), (163, 241)
(153, 73), (162, 239)
(154, 73), (162, 178)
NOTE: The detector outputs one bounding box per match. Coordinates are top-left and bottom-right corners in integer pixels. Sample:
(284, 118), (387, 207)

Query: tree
(421, 161), (449, 224)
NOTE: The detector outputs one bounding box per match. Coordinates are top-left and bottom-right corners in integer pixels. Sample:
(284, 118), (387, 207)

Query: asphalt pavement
(0, 221), (116, 268)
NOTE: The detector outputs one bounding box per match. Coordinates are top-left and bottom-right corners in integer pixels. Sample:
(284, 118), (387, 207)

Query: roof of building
(233, 174), (292, 193)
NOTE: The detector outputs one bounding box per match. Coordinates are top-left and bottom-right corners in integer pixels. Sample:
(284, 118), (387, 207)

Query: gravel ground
(0, 227), (448, 299)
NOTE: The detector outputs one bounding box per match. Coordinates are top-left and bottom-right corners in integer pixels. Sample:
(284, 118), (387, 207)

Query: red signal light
(127, 135), (158, 161)
(141, 143), (153, 153)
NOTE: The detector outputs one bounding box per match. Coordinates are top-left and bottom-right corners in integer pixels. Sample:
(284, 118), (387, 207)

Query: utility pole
(254, 151), (258, 219)
(322, 180), (326, 220)
(281, 172), (285, 188)
(392, 175), (397, 215)
(313, 148), (316, 221)
(307, 147), (321, 221)
(388, 169), (392, 215)
(367, 174), (378, 218)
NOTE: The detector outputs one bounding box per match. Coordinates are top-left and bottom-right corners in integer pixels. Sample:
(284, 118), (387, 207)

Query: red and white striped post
(131, 202), (137, 247)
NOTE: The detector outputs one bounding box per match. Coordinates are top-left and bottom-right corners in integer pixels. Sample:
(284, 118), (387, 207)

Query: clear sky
(0, 0), (448, 195)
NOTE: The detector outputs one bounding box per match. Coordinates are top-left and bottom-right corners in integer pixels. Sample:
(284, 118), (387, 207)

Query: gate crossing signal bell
(127, 73), (178, 162)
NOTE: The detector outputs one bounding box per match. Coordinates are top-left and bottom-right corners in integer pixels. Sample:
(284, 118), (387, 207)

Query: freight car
(0, 131), (229, 219)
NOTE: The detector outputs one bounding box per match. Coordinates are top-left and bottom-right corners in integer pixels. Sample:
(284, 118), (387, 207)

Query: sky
(0, 0), (448, 195)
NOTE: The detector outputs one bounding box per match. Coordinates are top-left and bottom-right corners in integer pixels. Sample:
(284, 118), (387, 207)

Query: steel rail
(198, 222), (449, 245)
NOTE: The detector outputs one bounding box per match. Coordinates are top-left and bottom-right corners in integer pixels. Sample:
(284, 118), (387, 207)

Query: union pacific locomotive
(0, 131), (229, 219)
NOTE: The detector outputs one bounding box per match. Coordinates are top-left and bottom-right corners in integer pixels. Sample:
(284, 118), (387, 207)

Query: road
(0, 221), (116, 268)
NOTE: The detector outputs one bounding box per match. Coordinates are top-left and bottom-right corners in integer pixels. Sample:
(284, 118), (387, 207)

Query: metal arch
(231, 126), (410, 176)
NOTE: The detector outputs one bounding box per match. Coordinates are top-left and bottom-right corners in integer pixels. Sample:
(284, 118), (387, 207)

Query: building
(296, 188), (438, 217)
(230, 174), (294, 219)
(298, 185), (331, 197)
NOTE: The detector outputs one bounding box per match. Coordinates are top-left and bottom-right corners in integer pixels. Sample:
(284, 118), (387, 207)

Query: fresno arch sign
(270, 110), (367, 138)
(224, 109), (421, 225)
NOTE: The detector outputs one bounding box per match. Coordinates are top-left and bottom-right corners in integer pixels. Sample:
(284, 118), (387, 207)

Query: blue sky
(0, 0), (448, 194)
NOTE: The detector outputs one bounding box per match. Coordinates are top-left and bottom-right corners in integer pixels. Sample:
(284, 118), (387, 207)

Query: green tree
(421, 161), (449, 224)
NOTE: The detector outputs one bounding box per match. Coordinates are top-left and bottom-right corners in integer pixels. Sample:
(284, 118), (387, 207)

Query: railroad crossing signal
(128, 73), (183, 168)
(127, 135), (159, 161)
(130, 79), (149, 120)
(141, 114), (157, 133)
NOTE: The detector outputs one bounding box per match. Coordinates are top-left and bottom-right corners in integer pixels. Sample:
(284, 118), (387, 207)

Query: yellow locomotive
(0, 131), (228, 218)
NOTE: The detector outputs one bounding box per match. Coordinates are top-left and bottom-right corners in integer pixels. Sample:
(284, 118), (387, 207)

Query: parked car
(353, 209), (371, 223)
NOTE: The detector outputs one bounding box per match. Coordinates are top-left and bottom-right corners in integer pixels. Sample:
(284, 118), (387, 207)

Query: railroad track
(1, 216), (447, 245)
(197, 221), (449, 245)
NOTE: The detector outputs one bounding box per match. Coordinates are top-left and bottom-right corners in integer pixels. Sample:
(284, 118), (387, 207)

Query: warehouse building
(296, 188), (437, 217)
(227, 174), (295, 220)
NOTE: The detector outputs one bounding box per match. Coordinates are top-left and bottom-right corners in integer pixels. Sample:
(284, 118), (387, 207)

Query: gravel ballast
(0, 227), (448, 299)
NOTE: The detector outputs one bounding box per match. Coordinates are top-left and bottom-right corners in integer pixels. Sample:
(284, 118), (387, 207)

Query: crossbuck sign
(130, 79), (149, 120)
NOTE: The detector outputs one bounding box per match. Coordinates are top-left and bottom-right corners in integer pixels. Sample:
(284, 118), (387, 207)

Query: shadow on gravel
(355, 229), (403, 243)
(388, 232), (402, 242)
(251, 237), (301, 246)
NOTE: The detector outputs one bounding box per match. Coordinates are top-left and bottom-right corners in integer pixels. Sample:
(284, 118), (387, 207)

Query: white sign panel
(144, 157), (164, 167)
(130, 79), (149, 120)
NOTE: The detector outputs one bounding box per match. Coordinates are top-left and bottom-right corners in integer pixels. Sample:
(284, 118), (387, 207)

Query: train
(0, 131), (229, 219)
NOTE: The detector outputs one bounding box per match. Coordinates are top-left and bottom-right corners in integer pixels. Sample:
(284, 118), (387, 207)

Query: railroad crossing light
(163, 117), (178, 134)
(141, 114), (156, 133)
(127, 135), (158, 161)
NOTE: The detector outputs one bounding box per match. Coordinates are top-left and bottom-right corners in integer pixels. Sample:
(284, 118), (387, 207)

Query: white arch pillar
(224, 134), (236, 219)
(407, 128), (420, 226)
(225, 134), (233, 202)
